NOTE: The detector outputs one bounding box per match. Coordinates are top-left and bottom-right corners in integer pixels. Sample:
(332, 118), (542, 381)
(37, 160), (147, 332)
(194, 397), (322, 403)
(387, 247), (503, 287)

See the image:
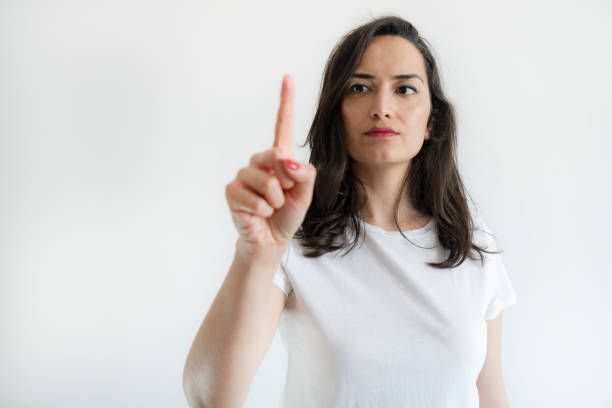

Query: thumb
(284, 160), (317, 207)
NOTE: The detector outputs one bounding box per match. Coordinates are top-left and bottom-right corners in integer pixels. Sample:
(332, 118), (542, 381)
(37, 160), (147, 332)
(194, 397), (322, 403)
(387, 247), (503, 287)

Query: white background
(1, 0), (611, 407)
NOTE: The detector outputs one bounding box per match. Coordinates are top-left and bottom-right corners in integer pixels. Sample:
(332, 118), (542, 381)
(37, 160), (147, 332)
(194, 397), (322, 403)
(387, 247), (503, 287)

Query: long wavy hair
(294, 15), (500, 268)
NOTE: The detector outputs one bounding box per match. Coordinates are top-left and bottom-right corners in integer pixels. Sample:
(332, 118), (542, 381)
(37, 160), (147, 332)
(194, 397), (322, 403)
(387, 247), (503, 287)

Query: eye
(348, 83), (417, 95)
(398, 85), (417, 95)
(349, 83), (368, 94)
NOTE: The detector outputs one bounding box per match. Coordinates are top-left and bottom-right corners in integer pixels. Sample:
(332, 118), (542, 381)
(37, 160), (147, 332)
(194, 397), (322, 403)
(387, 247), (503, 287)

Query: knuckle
(271, 147), (287, 161)
(249, 152), (261, 165)
(237, 167), (248, 179)
(225, 190), (236, 208)
(225, 182), (234, 196)
(263, 176), (278, 194)
(254, 199), (270, 214)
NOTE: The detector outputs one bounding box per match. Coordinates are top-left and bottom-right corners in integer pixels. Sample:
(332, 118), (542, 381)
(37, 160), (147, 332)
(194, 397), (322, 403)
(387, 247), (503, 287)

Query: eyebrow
(351, 72), (424, 83)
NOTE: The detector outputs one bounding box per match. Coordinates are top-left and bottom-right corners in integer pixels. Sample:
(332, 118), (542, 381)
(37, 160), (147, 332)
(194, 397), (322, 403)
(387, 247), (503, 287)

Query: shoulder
(469, 208), (501, 252)
(281, 236), (311, 267)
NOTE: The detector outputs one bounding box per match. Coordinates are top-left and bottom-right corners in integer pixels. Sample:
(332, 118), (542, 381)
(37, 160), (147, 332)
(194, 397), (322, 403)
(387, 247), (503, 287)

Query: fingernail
(285, 159), (300, 171)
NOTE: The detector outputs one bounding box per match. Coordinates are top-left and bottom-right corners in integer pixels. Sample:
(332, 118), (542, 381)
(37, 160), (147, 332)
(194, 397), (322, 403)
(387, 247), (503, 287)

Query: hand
(225, 74), (317, 259)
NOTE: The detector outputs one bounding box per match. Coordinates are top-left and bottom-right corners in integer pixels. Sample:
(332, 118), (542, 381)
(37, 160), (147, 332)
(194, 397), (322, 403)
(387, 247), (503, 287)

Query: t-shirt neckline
(359, 216), (435, 237)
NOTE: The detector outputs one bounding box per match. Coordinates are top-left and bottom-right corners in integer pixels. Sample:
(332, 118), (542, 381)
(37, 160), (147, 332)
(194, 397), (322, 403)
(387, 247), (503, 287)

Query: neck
(351, 160), (427, 228)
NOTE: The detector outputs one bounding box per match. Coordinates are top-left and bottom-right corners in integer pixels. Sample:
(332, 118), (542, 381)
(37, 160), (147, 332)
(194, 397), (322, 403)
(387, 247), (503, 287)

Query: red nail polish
(285, 159), (300, 171)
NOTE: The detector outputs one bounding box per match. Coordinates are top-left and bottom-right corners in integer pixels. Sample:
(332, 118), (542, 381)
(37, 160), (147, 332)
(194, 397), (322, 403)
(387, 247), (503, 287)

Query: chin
(357, 156), (411, 166)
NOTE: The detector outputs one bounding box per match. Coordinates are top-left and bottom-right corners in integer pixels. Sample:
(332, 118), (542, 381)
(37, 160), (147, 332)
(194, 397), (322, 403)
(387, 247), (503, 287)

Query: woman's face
(341, 35), (431, 168)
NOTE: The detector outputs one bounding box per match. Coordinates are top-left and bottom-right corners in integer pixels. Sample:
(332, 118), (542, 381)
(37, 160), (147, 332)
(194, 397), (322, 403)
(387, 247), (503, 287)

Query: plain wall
(1, 0), (611, 407)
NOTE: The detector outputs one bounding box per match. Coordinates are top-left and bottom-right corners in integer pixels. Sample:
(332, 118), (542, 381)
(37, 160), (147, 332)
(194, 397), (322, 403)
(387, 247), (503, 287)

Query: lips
(365, 126), (398, 135)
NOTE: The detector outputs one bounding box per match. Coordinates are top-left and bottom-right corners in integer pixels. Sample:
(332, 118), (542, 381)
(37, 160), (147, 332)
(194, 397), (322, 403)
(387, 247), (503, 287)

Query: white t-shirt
(272, 213), (518, 408)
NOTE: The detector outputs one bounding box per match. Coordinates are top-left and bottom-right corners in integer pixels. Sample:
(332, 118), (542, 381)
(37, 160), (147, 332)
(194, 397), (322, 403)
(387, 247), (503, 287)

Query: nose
(369, 89), (394, 119)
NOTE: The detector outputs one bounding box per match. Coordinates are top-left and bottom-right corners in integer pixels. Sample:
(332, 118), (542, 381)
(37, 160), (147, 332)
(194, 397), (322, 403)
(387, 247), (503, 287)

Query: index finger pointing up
(273, 74), (294, 158)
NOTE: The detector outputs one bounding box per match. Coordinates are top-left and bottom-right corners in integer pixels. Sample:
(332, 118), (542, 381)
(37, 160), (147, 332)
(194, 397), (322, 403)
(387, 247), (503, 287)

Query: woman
(184, 15), (518, 408)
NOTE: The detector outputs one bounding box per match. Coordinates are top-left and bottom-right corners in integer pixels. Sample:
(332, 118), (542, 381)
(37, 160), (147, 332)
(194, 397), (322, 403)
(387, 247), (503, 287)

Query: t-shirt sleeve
(484, 249), (518, 320)
(473, 212), (518, 321)
(273, 262), (293, 296)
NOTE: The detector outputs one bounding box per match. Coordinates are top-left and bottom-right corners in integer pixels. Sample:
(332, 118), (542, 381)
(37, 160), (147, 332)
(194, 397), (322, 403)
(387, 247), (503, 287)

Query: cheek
(341, 105), (359, 138)
(341, 103), (352, 126)
(341, 104), (359, 154)
(406, 103), (431, 126)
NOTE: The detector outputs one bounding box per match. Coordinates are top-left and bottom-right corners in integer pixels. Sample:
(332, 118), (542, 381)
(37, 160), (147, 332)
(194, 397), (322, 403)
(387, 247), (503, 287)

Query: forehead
(355, 35), (426, 78)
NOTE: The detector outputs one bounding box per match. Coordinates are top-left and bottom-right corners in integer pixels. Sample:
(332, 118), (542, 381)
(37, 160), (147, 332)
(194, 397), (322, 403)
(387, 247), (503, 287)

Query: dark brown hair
(294, 15), (500, 268)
